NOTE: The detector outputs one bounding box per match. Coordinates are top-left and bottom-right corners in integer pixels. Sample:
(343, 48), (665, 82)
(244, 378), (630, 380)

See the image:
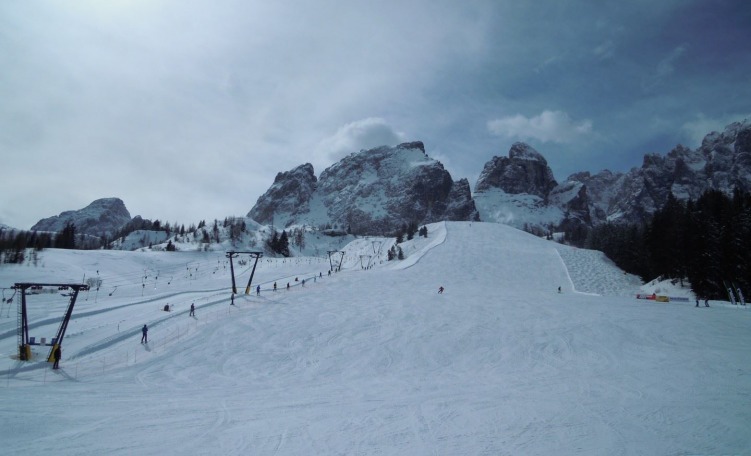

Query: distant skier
(704, 299), (710, 307)
(141, 324), (148, 344)
(273, 282), (277, 292)
(558, 286), (561, 293)
(287, 283), (290, 290)
(52, 345), (61, 369)
(189, 303), (195, 316)
(302, 279), (305, 287)
(256, 285), (260, 296)
(438, 286), (444, 294)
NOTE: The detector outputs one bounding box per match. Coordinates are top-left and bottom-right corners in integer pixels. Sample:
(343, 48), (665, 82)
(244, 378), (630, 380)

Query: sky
(1, 222), (749, 454)
(2, 0), (750, 230)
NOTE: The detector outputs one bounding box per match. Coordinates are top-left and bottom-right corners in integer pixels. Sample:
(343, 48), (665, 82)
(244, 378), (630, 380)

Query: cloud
(487, 111), (593, 144)
(642, 44), (688, 91)
(593, 40), (615, 60)
(316, 118), (405, 162)
(656, 45), (687, 79)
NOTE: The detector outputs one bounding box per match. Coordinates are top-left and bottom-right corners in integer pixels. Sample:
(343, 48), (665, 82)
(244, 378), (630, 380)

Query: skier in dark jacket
(53, 346), (61, 369)
(141, 324), (148, 343)
(189, 303), (195, 316)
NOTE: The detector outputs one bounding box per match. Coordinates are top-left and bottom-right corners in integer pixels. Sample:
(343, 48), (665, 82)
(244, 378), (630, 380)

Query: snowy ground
(1, 222), (749, 455)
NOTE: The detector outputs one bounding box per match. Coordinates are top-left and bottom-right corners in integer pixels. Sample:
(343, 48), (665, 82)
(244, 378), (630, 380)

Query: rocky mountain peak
(474, 142), (557, 198)
(248, 163), (317, 226)
(248, 142), (478, 234)
(30, 197), (132, 237)
(396, 141), (426, 154)
(508, 142), (548, 163)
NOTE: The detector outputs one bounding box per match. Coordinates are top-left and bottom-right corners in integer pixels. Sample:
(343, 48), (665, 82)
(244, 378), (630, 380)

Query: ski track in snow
(0, 221), (749, 455)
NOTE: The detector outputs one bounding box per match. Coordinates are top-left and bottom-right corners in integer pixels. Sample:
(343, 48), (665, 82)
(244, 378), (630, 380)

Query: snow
(1, 222), (749, 455)
(474, 188), (564, 229)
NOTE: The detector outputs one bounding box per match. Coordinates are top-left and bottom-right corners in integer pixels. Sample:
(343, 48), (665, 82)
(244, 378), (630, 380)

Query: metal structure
(13, 282), (89, 361)
(327, 250), (345, 272)
(359, 255), (372, 269)
(225, 251), (263, 295)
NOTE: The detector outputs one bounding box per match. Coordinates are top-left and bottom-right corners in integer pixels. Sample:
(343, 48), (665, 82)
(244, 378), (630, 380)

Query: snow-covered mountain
(23, 121), (751, 242)
(476, 120), (751, 230)
(30, 197), (132, 238)
(248, 141), (479, 234)
(599, 119), (751, 224)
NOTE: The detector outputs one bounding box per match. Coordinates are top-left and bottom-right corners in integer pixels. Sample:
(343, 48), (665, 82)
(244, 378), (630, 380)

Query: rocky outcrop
(248, 142), (479, 234)
(30, 197), (132, 238)
(474, 120), (751, 229)
(601, 120), (751, 224)
(248, 164), (317, 226)
(475, 143), (557, 198)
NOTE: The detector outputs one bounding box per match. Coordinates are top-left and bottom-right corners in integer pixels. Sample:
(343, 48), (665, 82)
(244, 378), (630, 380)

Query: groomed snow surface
(1, 222), (749, 455)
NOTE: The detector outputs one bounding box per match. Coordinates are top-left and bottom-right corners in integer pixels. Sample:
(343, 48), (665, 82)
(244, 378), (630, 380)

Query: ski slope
(0, 222), (749, 455)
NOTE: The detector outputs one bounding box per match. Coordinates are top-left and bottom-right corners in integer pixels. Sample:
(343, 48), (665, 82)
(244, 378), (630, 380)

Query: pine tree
(278, 230), (290, 257)
(55, 222), (77, 249)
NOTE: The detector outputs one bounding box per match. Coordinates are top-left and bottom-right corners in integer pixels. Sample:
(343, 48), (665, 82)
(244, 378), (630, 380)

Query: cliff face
(475, 142), (558, 198)
(474, 120), (751, 229)
(248, 142), (478, 234)
(30, 197), (132, 238)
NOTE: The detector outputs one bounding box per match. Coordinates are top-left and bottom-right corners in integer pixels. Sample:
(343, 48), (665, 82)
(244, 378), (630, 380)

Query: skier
(438, 286), (444, 294)
(558, 286), (561, 293)
(695, 298), (700, 308)
(53, 345), (61, 369)
(189, 303), (195, 316)
(273, 282), (277, 292)
(141, 324), (148, 344)
(256, 285), (260, 296)
(302, 279), (305, 287)
(704, 299), (710, 307)
(287, 283), (290, 290)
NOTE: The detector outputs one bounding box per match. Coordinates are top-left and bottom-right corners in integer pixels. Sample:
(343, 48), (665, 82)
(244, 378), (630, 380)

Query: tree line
(564, 188), (751, 300)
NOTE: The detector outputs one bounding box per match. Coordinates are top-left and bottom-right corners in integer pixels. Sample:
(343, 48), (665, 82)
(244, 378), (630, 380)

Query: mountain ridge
(19, 119), (751, 244)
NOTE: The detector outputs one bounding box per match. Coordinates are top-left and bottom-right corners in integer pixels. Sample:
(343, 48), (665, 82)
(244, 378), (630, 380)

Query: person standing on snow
(141, 324), (148, 344)
(53, 345), (61, 369)
(189, 303), (195, 316)
(438, 286), (444, 294)
(256, 285), (261, 296)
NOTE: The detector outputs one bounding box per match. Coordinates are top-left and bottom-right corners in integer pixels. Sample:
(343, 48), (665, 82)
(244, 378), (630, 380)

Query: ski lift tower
(226, 251), (263, 294)
(327, 250), (345, 272)
(13, 282), (89, 361)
